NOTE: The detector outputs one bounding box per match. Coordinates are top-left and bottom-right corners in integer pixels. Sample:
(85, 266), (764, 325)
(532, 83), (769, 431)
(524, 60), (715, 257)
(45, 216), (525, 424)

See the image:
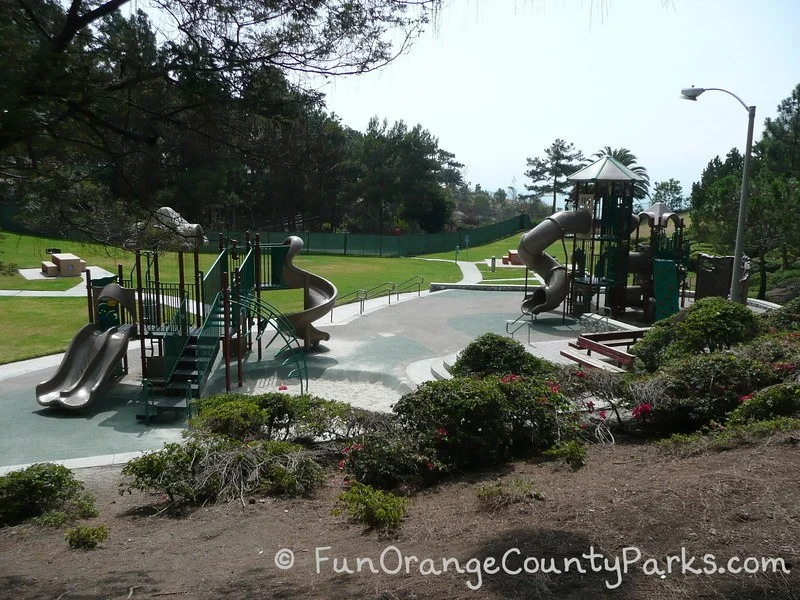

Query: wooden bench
(560, 349), (625, 373)
(575, 337), (635, 366)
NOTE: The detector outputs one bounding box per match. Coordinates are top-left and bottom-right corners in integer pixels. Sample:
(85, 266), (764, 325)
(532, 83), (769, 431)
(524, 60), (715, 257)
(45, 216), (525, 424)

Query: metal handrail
(330, 288), (366, 321)
(506, 312), (534, 344)
(394, 275), (424, 301)
(362, 281), (396, 304)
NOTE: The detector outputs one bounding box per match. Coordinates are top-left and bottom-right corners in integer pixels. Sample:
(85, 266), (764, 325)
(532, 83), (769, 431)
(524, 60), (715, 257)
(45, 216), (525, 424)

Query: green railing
(203, 248), (227, 311)
(237, 247), (256, 296)
(195, 294), (223, 395)
(163, 296), (190, 382)
(259, 243), (290, 289)
(232, 295), (308, 393)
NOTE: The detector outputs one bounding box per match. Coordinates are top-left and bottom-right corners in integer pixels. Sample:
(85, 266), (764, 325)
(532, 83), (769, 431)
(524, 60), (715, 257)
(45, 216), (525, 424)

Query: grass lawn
(2, 226), (592, 363)
(419, 230), (568, 265)
(0, 298), (89, 364)
(0, 242), (462, 363)
(476, 263), (528, 282)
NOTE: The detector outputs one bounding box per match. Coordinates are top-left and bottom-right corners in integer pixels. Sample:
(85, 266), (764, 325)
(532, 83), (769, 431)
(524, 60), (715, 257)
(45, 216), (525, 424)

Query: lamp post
(681, 87), (756, 304)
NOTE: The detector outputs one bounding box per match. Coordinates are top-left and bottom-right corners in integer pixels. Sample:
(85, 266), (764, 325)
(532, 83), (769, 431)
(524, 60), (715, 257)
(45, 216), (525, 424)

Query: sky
(309, 0), (800, 205)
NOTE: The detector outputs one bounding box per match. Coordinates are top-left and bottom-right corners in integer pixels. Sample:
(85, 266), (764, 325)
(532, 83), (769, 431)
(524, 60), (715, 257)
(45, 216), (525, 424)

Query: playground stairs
(166, 328), (205, 397)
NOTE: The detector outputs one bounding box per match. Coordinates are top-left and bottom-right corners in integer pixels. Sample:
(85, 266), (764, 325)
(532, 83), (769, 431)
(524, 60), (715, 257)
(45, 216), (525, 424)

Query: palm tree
(592, 146), (651, 200)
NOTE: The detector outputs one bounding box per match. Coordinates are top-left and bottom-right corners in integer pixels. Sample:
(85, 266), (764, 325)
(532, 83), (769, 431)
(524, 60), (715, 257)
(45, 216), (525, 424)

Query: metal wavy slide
(517, 210), (592, 315)
(35, 323), (134, 410)
(281, 236), (339, 350)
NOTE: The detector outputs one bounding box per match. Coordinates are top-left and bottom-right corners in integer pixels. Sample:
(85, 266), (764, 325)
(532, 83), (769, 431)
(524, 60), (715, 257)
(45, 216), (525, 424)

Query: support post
(235, 272), (243, 388)
(223, 271), (231, 392)
(135, 251), (147, 378)
(255, 233), (262, 360)
(194, 246), (202, 327)
(85, 268), (94, 323)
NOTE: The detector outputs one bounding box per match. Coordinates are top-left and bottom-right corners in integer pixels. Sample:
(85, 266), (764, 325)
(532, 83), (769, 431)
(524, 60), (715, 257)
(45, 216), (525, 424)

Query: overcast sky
(311, 0), (799, 204)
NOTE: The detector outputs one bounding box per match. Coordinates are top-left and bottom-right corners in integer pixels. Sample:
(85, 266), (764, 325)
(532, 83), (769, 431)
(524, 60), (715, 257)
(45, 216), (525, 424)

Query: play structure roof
(567, 156), (644, 182)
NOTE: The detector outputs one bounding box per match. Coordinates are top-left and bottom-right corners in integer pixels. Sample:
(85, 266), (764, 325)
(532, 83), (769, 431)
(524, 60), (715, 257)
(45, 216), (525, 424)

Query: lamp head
(681, 87), (705, 101)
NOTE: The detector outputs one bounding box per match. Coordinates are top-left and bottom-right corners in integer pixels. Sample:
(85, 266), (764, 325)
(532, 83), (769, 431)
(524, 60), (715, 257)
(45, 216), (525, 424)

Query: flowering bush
(338, 428), (439, 490)
(495, 376), (578, 457)
(733, 332), (800, 379)
(393, 378), (511, 469)
(633, 352), (779, 433)
(727, 382), (800, 425)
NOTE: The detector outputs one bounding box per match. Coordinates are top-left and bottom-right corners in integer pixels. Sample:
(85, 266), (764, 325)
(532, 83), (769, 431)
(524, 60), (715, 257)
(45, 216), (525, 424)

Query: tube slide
(281, 236), (338, 350)
(36, 324), (135, 409)
(517, 210), (592, 315)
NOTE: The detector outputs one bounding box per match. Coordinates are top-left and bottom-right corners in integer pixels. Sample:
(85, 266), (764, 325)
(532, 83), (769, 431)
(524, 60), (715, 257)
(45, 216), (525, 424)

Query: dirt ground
(2, 439), (800, 600)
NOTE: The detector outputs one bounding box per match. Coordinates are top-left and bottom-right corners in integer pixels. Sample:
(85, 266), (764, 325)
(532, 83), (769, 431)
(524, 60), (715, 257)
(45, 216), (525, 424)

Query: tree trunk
(782, 244), (790, 269)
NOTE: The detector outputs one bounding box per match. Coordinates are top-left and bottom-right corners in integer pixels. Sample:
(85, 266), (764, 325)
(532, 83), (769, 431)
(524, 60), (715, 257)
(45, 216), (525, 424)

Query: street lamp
(680, 86), (756, 304)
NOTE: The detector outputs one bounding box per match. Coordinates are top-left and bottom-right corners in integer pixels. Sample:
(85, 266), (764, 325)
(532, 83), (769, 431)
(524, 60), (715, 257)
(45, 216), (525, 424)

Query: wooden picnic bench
(561, 327), (649, 371)
(559, 349), (625, 373)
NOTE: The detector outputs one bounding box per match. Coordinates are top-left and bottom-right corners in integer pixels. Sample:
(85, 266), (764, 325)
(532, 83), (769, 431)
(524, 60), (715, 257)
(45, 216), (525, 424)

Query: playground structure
(516, 156), (690, 324)
(35, 234), (338, 413)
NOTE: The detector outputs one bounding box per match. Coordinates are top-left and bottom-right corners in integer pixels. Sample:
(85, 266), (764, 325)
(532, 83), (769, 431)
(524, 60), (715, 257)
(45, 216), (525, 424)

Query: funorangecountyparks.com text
(271, 545), (790, 591)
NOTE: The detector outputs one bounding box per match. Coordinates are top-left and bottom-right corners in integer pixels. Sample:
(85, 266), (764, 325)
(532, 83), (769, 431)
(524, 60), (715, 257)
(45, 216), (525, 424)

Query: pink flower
(435, 427), (448, 438)
(278, 384), (288, 391)
(575, 370), (587, 378)
(426, 462), (435, 471)
(739, 394), (753, 403)
(586, 400), (595, 413)
(337, 459), (346, 470)
(599, 410), (607, 421)
(631, 403), (652, 420)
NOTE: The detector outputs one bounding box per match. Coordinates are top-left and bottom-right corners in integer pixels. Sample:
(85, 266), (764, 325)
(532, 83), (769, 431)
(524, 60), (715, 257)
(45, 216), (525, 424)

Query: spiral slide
(281, 236), (338, 350)
(517, 210), (592, 315)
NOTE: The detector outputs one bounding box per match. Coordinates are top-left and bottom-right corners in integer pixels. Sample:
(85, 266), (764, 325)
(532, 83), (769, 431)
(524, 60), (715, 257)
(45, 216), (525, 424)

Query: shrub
(191, 392), (375, 443)
(733, 332), (800, 370)
(449, 332), (557, 379)
(496, 376), (578, 456)
(120, 435), (323, 503)
(340, 428), (438, 491)
(66, 524), (109, 549)
(631, 297), (761, 372)
(334, 482), (407, 531)
(392, 378), (511, 469)
(763, 297), (800, 332)
(728, 383), (800, 425)
(0, 261), (19, 277)
(638, 352), (780, 432)
(542, 440), (587, 469)
(658, 417), (800, 457)
(475, 477), (545, 512)
(190, 401), (267, 440)
(0, 463), (97, 527)
(629, 319), (679, 373)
